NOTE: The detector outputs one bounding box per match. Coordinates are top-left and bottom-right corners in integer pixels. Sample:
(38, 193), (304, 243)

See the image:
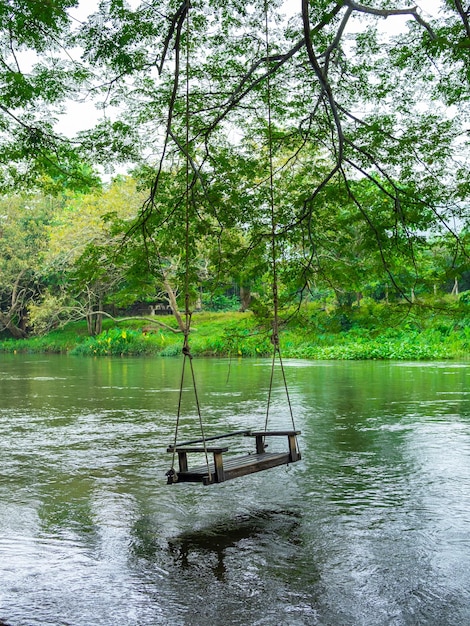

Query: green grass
(1, 302), (469, 360)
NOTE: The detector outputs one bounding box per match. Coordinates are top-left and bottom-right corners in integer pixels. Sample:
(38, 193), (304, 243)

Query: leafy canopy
(1, 1), (469, 308)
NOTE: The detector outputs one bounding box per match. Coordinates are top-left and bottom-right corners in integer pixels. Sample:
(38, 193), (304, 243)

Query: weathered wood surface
(245, 430), (301, 460)
(176, 452), (293, 485)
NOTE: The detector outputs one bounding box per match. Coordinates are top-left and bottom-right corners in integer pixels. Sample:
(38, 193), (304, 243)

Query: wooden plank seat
(167, 430), (301, 485)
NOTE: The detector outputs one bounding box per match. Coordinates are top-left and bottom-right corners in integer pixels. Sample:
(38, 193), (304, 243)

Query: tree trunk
(163, 274), (185, 332)
(95, 299), (103, 334)
(0, 312), (27, 338)
(86, 314), (93, 335)
(239, 285), (251, 312)
(7, 324), (27, 339)
(1, 270), (29, 337)
(86, 307), (102, 336)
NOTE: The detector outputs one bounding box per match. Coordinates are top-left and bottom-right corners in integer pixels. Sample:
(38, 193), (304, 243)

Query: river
(0, 354), (469, 625)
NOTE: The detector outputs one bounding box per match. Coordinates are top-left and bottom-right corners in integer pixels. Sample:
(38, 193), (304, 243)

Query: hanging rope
(167, 1), (212, 484)
(263, 1), (297, 440)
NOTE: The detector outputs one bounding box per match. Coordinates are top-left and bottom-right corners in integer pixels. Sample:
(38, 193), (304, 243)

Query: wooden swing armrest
(246, 430), (301, 437)
(167, 430), (251, 449)
(246, 430), (301, 460)
(166, 446), (229, 454)
(169, 446), (228, 481)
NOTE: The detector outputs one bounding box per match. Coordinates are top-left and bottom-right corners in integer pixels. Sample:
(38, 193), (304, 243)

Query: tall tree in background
(0, 193), (56, 336)
(29, 177), (146, 334)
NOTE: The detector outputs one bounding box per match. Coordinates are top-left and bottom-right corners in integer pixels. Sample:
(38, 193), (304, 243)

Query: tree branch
(85, 311), (182, 333)
(343, 1), (437, 39)
(158, 0), (189, 75)
(454, 0), (470, 39)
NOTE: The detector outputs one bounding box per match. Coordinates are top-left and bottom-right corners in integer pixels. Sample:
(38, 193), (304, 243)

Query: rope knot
(166, 468), (178, 484)
(182, 344), (192, 358)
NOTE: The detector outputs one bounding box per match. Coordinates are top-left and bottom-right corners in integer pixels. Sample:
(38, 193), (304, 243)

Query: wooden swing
(165, 1), (300, 486)
(167, 430), (301, 486)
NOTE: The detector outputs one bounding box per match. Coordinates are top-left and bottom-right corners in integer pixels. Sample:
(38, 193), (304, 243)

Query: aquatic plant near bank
(0, 306), (469, 360)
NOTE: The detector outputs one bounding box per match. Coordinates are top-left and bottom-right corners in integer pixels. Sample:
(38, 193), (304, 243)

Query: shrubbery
(1, 304), (469, 360)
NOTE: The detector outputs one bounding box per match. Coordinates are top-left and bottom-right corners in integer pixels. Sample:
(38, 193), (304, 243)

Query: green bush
(159, 343), (182, 357)
(459, 290), (470, 305)
(71, 328), (153, 356)
(2, 304), (469, 360)
(201, 293), (240, 312)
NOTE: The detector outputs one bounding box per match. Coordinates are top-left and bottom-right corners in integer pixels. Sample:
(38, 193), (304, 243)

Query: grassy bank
(1, 302), (469, 360)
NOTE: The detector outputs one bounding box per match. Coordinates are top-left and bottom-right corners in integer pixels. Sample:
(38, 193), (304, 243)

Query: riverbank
(1, 302), (469, 360)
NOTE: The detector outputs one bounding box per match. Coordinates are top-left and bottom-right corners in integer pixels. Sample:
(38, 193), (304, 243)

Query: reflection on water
(165, 510), (302, 582)
(0, 355), (469, 625)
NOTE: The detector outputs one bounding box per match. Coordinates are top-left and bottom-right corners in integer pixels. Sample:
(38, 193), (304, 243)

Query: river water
(0, 354), (469, 626)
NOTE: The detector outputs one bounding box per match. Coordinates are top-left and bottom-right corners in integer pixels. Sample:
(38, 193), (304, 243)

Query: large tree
(1, 1), (469, 320)
(0, 0), (141, 192)
(73, 0), (469, 300)
(30, 176), (146, 335)
(0, 193), (57, 336)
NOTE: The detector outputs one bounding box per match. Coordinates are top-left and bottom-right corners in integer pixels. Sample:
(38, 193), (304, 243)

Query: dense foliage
(1, 303), (469, 360)
(0, 1), (469, 346)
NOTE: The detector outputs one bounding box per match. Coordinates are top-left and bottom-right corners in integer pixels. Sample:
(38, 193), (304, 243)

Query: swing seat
(167, 430), (301, 486)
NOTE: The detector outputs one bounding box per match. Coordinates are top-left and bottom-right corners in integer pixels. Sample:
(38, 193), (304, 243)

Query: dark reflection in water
(126, 506), (316, 625)
(165, 509), (302, 582)
(0, 355), (469, 625)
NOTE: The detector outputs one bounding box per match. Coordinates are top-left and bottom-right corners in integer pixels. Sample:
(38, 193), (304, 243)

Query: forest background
(0, 0), (469, 360)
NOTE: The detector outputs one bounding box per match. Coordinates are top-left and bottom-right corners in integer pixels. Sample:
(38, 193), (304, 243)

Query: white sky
(55, 0), (444, 137)
(68, 0), (442, 26)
